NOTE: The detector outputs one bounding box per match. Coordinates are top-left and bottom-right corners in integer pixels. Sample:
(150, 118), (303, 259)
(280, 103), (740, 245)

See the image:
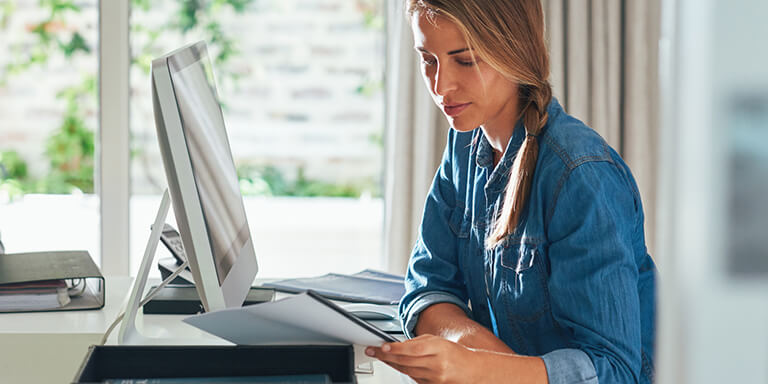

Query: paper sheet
(183, 292), (395, 363)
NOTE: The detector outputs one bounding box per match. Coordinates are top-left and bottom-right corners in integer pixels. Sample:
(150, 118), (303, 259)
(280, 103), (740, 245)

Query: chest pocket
(493, 239), (550, 323)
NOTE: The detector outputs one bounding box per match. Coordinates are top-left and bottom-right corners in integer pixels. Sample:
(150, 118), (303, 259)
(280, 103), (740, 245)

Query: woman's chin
(450, 119), (480, 132)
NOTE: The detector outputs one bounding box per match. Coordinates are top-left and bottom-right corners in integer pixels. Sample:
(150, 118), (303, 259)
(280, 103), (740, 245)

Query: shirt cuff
(400, 291), (470, 339)
(541, 348), (598, 384)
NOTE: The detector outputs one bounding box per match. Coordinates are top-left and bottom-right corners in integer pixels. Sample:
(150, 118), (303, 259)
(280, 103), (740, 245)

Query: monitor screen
(165, 45), (250, 285)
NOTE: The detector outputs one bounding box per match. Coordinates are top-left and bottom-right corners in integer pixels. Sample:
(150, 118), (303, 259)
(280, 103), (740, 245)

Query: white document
(183, 292), (397, 363)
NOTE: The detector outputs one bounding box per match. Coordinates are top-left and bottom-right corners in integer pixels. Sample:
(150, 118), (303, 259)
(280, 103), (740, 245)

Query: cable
(99, 260), (190, 346)
(67, 278), (87, 297)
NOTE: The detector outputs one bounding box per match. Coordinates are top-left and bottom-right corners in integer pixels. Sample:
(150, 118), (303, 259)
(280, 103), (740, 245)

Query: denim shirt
(399, 99), (656, 384)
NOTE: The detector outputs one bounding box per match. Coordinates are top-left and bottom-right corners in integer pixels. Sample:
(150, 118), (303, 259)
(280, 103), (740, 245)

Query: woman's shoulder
(538, 99), (615, 171)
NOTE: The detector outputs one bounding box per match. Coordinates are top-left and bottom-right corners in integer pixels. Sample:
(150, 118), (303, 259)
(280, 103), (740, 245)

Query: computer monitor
(151, 41), (258, 312)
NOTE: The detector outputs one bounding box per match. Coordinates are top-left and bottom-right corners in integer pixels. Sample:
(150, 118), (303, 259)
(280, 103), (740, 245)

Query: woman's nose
(433, 65), (458, 96)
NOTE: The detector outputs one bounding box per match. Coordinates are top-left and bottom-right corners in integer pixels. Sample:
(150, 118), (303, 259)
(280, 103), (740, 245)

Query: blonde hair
(407, 0), (552, 249)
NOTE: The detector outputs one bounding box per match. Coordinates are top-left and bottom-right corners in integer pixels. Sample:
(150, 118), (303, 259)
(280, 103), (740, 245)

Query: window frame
(98, 0), (131, 275)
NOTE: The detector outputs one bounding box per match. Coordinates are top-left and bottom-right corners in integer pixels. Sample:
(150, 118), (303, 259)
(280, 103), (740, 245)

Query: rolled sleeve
(400, 291), (471, 338)
(542, 349), (598, 384)
(398, 129), (471, 338)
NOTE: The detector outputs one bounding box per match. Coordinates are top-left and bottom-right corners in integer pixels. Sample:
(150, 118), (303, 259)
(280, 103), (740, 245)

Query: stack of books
(0, 279), (71, 311)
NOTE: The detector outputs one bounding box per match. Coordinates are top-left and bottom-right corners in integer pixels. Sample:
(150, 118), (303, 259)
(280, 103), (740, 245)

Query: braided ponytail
(486, 83), (552, 248)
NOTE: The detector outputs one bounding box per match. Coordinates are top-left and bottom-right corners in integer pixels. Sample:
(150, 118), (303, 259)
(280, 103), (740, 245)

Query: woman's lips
(443, 102), (471, 117)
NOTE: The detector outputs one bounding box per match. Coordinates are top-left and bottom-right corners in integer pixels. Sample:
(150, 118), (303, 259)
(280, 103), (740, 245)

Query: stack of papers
(184, 291), (399, 363)
(0, 279), (71, 311)
(262, 269), (405, 305)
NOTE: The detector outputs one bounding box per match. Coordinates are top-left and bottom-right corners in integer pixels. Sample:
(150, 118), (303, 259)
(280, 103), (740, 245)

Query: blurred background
(0, 1), (766, 382)
(0, 0), (386, 277)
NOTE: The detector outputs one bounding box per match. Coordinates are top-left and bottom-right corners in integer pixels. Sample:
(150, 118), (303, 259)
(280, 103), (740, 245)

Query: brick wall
(0, 1), (99, 177)
(1, 0), (385, 195)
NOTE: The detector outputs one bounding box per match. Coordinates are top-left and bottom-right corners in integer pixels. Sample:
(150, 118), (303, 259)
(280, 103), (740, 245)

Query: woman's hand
(366, 334), (479, 384)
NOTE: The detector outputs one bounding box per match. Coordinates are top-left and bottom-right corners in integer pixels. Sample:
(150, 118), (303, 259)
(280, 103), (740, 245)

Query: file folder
(262, 269), (405, 305)
(0, 250), (105, 313)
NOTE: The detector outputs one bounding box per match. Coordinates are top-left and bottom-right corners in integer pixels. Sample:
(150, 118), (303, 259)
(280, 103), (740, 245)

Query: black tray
(73, 345), (356, 383)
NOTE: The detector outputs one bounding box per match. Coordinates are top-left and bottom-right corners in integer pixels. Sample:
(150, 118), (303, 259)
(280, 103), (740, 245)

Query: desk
(0, 276), (410, 383)
(0, 276), (132, 383)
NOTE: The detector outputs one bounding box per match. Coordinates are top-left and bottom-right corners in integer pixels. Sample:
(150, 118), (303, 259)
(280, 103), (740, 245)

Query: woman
(365, 1), (656, 383)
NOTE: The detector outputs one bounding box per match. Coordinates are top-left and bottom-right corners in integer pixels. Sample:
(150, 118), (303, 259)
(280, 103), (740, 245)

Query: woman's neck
(481, 99), (520, 167)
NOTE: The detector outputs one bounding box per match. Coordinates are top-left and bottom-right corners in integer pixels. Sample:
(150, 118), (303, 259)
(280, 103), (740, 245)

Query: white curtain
(383, 0), (662, 273)
(382, 0), (448, 274)
(543, 0), (662, 257)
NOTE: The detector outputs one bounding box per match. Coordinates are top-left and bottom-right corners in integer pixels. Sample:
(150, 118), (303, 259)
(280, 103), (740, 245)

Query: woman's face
(410, 11), (519, 132)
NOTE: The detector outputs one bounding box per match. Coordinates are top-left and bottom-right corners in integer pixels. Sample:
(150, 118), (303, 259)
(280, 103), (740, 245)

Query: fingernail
(365, 348), (374, 356)
(382, 344), (391, 352)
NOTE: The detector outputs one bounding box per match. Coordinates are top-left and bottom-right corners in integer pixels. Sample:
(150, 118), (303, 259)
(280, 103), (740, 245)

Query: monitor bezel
(150, 41), (258, 312)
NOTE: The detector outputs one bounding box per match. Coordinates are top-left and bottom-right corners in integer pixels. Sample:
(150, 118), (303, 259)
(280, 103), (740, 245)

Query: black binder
(0, 250), (105, 313)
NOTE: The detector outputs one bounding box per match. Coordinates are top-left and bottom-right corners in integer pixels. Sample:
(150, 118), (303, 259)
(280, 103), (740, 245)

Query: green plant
(39, 76), (96, 193)
(0, 150), (29, 201)
(1, 0), (254, 195)
(0, 150), (28, 180)
(2, 0), (385, 199)
(1, 0), (96, 194)
(237, 164), (380, 198)
(1, 0), (91, 86)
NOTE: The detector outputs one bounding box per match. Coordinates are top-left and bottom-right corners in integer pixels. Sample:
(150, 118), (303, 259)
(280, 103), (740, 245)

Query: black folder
(0, 250), (105, 313)
(74, 345), (356, 383)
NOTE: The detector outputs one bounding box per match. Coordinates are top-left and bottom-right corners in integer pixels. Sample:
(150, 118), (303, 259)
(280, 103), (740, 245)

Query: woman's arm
(541, 160), (646, 383)
(415, 303), (515, 354)
(399, 130), (473, 337)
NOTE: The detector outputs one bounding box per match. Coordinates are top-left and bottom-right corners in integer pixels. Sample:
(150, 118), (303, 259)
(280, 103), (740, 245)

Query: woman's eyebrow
(415, 46), (471, 55)
(447, 48), (469, 55)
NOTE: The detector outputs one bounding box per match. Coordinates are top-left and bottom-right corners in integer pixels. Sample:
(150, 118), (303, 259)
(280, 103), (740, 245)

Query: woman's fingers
(375, 334), (443, 357)
(384, 360), (434, 382)
(371, 345), (437, 367)
(366, 335), (475, 384)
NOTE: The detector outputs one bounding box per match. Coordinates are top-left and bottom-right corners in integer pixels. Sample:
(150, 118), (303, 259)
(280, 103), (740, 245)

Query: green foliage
(356, 78), (384, 97)
(178, 0), (202, 32)
(131, 0), (152, 12)
(2, 0), (256, 196)
(0, 151), (29, 201)
(23, 75), (97, 194)
(2, 0), (383, 199)
(237, 164), (380, 198)
(0, 1), (17, 29)
(42, 88), (96, 193)
(40, 0), (80, 14)
(173, 0), (252, 66)
(0, 150), (28, 180)
(357, 0), (384, 31)
(1, 0), (89, 84)
(59, 32), (90, 57)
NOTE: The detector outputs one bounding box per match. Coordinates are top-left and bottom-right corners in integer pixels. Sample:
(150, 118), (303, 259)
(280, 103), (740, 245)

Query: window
(0, 1), (385, 278)
(0, 1), (100, 262)
(129, 1), (386, 277)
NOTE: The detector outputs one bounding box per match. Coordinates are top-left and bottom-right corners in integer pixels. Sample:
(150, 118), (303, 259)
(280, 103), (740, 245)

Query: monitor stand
(117, 189), (227, 346)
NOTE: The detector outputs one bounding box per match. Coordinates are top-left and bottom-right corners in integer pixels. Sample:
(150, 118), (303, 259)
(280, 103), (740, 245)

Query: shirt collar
(474, 97), (563, 171)
(475, 120), (526, 173)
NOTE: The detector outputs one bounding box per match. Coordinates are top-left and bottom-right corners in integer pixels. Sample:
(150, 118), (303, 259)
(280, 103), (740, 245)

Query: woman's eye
(421, 57), (437, 66)
(456, 59), (476, 67)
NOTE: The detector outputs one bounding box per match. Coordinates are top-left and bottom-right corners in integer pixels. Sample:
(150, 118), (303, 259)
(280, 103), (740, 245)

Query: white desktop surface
(0, 276), (132, 383)
(0, 276), (410, 383)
